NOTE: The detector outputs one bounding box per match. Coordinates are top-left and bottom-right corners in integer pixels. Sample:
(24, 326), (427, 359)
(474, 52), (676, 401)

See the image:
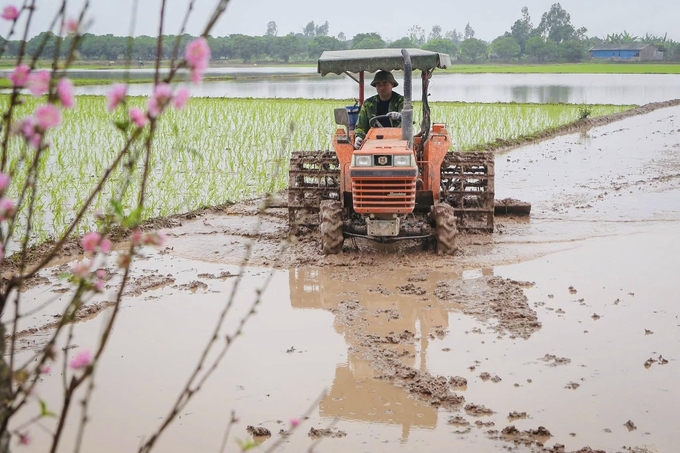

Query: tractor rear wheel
(431, 203), (457, 255)
(320, 200), (344, 255)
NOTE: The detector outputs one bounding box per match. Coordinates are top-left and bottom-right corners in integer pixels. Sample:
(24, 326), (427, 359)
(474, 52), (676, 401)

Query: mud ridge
(475, 99), (680, 153)
(434, 276), (541, 339)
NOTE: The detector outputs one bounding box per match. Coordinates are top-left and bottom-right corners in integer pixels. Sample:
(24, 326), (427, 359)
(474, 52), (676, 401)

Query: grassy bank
(442, 62), (680, 74)
(1, 95), (631, 240)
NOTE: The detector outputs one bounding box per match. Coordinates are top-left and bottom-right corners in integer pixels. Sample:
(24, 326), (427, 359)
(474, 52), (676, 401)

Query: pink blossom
(81, 231), (101, 252)
(290, 418), (300, 427)
(56, 78), (75, 109)
(185, 37), (210, 71)
(1, 5), (19, 21)
(173, 87), (190, 109)
(142, 231), (166, 247)
(185, 37), (210, 84)
(154, 83), (173, 102)
(96, 269), (106, 279)
(63, 17), (79, 34)
(35, 104), (61, 130)
(42, 365), (51, 374)
(148, 84), (173, 118)
(0, 197), (15, 220)
(28, 133), (42, 150)
(147, 97), (160, 118)
(18, 432), (31, 445)
(99, 238), (112, 253)
(71, 260), (90, 278)
(131, 228), (142, 244)
(69, 350), (92, 370)
(129, 108), (147, 128)
(0, 173), (10, 191)
(27, 70), (50, 96)
(191, 69), (204, 84)
(8, 64), (30, 87)
(94, 279), (105, 292)
(106, 83), (127, 112)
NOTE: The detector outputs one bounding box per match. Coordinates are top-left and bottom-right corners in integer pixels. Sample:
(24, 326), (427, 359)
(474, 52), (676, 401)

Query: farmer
(353, 70), (404, 149)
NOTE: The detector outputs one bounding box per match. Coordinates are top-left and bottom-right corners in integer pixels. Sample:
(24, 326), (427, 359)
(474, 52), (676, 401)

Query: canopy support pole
(359, 71), (364, 105)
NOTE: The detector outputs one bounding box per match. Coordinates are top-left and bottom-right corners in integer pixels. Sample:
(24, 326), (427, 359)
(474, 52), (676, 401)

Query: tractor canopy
(317, 48), (451, 76)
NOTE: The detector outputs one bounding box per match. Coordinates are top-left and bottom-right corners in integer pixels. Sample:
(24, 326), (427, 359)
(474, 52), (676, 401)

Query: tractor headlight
(354, 155), (372, 167)
(393, 155), (412, 167)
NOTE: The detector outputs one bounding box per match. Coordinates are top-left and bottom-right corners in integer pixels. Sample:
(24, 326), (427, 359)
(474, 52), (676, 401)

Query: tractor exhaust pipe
(400, 48), (413, 149)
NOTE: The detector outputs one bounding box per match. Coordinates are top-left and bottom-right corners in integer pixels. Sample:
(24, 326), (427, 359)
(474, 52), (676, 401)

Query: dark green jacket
(354, 92), (404, 139)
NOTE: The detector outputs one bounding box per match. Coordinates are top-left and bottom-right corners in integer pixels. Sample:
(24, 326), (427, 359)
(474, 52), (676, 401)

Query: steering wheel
(369, 114), (393, 128)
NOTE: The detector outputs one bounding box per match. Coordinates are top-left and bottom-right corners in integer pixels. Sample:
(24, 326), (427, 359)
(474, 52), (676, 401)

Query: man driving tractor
(353, 70), (404, 149)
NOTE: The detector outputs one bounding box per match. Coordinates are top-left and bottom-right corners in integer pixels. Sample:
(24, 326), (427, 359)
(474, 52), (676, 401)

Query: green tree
(307, 35), (343, 59)
(315, 21), (329, 37)
(459, 38), (487, 62)
(232, 34), (264, 62)
(558, 39), (585, 62)
(510, 6), (533, 53)
(303, 21), (316, 38)
(537, 3), (580, 43)
(351, 33), (382, 48)
(428, 25), (442, 42)
(491, 36), (521, 60)
(525, 35), (557, 61)
(273, 34), (302, 62)
(408, 25), (426, 46)
(266, 21), (277, 37)
(445, 29), (462, 46)
(353, 37), (386, 49)
(389, 37), (415, 48)
(422, 38), (457, 57)
(464, 23), (475, 40)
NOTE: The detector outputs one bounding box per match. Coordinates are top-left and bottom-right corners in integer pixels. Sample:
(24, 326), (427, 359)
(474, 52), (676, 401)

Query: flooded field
(72, 72), (680, 105)
(7, 106), (680, 452)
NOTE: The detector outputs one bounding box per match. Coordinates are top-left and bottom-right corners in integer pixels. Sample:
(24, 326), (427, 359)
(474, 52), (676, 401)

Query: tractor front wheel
(320, 200), (344, 255)
(431, 203), (457, 255)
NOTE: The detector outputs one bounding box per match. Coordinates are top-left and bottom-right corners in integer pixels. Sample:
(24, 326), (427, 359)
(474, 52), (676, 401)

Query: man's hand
(354, 136), (363, 149)
(387, 111), (402, 121)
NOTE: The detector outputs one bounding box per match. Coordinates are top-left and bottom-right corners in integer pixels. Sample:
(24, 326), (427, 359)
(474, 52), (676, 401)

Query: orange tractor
(288, 49), (495, 254)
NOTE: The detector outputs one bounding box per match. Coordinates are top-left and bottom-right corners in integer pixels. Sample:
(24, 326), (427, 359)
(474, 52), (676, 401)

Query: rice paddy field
(0, 95), (631, 241)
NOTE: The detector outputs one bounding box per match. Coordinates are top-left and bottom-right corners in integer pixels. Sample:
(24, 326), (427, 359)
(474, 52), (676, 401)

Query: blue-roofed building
(589, 43), (662, 61)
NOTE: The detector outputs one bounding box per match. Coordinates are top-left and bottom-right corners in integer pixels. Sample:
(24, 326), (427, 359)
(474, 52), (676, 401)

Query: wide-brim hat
(370, 70), (399, 87)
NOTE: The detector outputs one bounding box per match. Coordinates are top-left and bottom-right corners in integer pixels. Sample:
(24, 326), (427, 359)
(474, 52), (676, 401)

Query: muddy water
(9, 106), (680, 452)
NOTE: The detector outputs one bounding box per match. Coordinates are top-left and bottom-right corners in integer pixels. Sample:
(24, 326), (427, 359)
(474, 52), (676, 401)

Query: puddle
(6, 106), (680, 452)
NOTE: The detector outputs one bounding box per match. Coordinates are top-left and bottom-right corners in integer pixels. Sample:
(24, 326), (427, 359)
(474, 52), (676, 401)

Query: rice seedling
(0, 95), (630, 241)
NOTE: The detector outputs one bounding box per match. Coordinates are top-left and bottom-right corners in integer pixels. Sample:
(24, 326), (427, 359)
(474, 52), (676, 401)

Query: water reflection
(288, 266), (493, 441)
(70, 73), (680, 105)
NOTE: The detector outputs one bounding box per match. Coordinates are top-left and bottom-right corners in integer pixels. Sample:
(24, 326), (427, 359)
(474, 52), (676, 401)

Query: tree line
(2, 3), (678, 63)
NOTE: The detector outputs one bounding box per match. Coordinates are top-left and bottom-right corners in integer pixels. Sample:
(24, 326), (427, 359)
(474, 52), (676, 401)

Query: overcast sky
(4, 0), (679, 42)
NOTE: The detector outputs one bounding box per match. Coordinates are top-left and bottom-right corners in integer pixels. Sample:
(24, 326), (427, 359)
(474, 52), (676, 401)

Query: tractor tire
(320, 200), (344, 255)
(431, 203), (457, 255)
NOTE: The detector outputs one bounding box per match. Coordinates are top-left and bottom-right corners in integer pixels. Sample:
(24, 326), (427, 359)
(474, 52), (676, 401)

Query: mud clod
(624, 420), (637, 431)
(542, 354), (572, 366)
(397, 283), (426, 295)
(447, 416), (470, 426)
(508, 411), (528, 420)
(246, 426), (271, 437)
(465, 403), (495, 416)
(449, 376), (468, 387)
(308, 427), (346, 438)
(565, 382), (580, 390)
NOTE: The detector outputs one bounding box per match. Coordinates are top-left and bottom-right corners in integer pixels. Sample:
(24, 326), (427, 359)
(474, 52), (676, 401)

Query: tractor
(288, 49), (495, 255)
